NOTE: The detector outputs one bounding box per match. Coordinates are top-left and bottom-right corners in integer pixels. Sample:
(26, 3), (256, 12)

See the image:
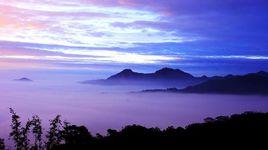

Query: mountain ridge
(140, 71), (268, 95)
(82, 68), (207, 86)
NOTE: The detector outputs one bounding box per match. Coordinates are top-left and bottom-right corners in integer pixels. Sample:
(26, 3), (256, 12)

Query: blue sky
(0, 0), (268, 76)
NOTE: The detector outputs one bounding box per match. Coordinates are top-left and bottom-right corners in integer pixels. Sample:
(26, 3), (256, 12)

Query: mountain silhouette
(141, 71), (268, 95)
(107, 69), (144, 80)
(82, 68), (207, 87)
(180, 71), (268, 94)
(107, 68), (194, 80)
(14, 77), (33, 82)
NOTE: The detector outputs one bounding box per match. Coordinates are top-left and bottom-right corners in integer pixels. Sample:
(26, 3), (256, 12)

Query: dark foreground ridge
(2, 110), (268, 149)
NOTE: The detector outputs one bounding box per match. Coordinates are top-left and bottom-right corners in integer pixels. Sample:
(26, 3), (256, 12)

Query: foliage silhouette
(9, 108), (24, 149)
(46, 115), (64, 149)
(5, 109), (268, 149)
(9, 108), (45, 150)
(0, 138), (4, 150)
(31, 115), (43, 150)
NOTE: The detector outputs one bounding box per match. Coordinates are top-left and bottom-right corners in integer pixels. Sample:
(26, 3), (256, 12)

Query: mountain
(14, 77), (33, 82)
(82, 68), (207, 87)
(106, 69), (145, 80)
(180, 71), (268, 95)
(107, 68), (194, 80)
(141, 71), (268, 95)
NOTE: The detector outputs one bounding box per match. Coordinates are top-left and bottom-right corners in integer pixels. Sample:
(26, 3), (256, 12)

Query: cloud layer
(0, 0), (268, 74)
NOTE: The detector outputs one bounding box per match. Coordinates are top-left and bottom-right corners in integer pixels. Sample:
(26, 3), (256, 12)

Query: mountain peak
(120, 69), (134, 74)
(256, 71), (268, 76)
(84, 67), (207, 86)
(154, 67), (194, 79)
(107, 69), (138, 80)
(106, 67), (195, 80)
(155, 67), (183, 74)
(14, 77), (33, 82)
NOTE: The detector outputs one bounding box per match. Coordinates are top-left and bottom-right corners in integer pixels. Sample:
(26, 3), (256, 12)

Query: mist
(0, 76), (268, 141)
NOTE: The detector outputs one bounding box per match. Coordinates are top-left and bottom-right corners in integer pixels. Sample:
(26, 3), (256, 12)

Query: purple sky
(0, 0), (268, 76)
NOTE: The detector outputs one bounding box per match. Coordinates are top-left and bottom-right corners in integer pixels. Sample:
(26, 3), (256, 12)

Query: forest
(0, 109), (267, 149)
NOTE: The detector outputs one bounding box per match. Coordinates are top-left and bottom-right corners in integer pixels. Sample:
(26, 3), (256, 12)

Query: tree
(9, 108), (24, 149)
(20, 119), (31, 150)
(46, 115), (64, 149)
(62, 124), (93, 145)
(9, 108), (43, 150)
(0, 138), (5, 150)
(31, 115), (43, 150)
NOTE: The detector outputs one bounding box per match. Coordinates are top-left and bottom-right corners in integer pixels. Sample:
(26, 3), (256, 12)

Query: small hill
(14, 77), (33, 82)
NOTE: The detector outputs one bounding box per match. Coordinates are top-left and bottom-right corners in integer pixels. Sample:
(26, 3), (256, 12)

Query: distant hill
(181, 71), (268, 95)
(14, 77), (33, 82)
(82, 68), (208, 87)
(141, 71), (268, 95)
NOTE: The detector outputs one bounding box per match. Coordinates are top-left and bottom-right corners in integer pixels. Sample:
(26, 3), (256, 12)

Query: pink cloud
(0, 4), (43, 30)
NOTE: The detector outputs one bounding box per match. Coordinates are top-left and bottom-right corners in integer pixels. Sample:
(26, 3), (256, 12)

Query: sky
(0, 0), (268, 76)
